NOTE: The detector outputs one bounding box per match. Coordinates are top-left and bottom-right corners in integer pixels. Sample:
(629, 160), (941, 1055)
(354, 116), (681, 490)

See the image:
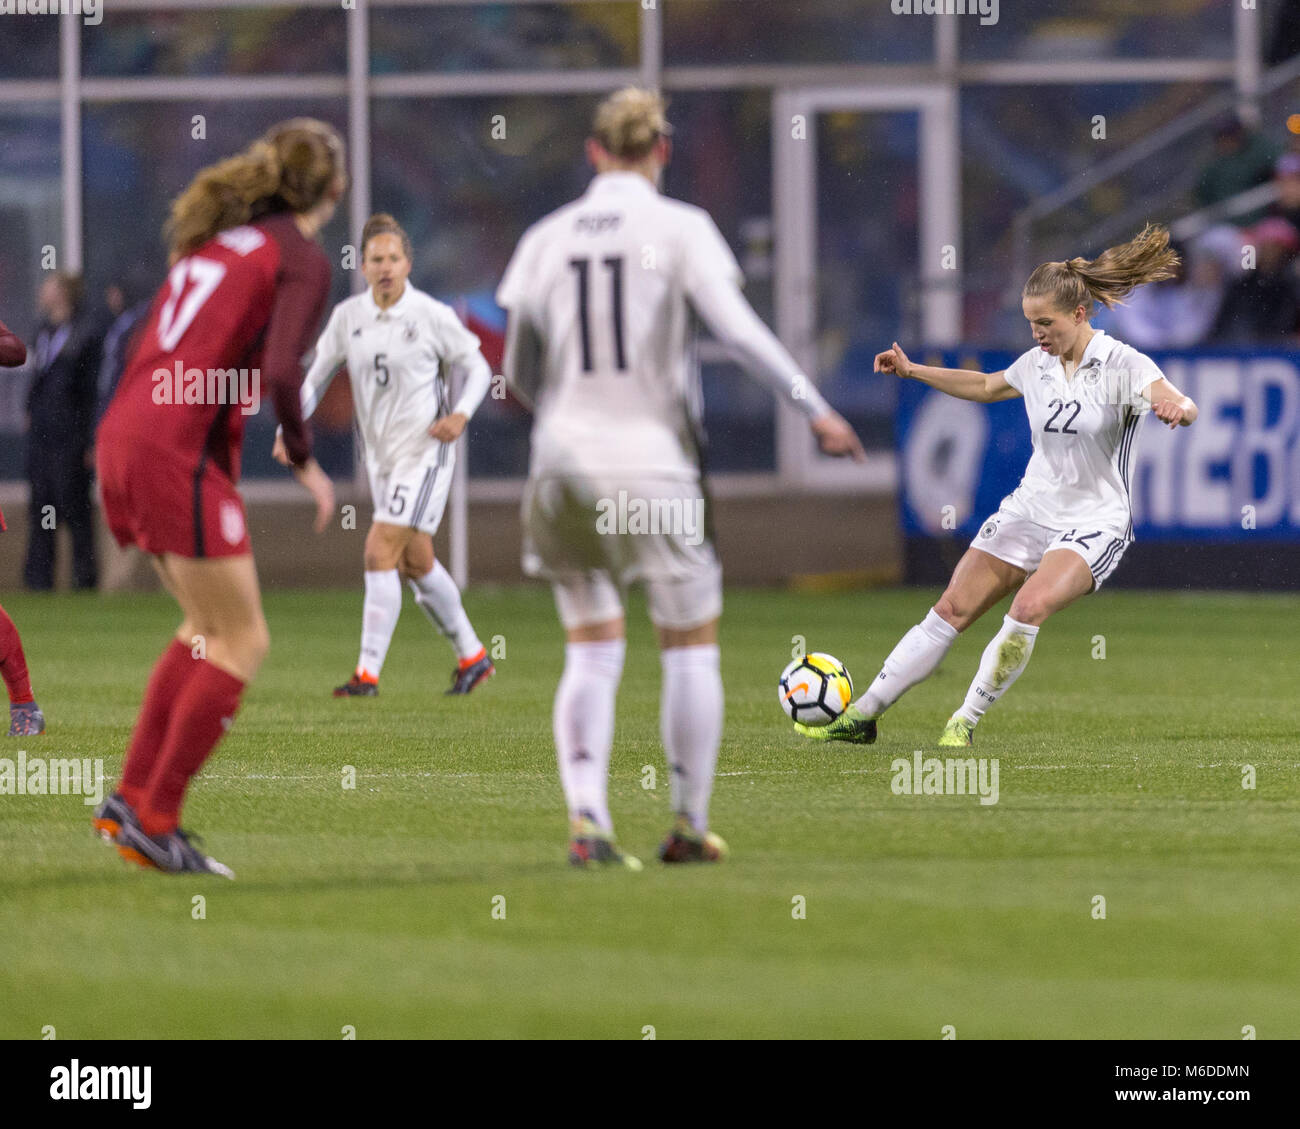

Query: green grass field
(1, 584), (1297, 1039)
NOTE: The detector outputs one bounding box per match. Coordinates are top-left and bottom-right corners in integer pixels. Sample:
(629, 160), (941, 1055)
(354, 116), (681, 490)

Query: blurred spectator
(96, 275), (152, 422)
(1099, 241), (1223, 349)
(25, 273), (101, 591)
(1268, 152), (1300, 230)
(1208, 217), (1300, 345)
(1194, 117), (1281, 222)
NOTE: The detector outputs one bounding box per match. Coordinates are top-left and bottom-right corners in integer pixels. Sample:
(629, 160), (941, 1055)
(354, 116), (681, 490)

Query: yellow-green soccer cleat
(937, 714), (974, 747)
(793, 704), (878, 745)
(568, 817), (643, 871)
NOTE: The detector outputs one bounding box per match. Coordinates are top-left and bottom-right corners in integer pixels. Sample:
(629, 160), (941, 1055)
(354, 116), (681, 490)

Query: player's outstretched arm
(875, 342), (1020, 404)
(1143, 376), (1197, 428)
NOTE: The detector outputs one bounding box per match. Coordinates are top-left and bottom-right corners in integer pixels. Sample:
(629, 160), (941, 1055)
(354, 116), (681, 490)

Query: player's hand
(292, 457), (335, 533)
(811, 410), (867, 462)
(271, 428), (291, 467)
(429, 412), (468, 443)
(874, 342), (914, 379)
(1152, 398), (1191, 429)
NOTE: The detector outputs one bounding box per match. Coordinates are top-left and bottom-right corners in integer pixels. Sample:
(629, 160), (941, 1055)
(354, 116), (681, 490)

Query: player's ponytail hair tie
(165, 118), (345, 260)
(1023, 225), (1180, 314)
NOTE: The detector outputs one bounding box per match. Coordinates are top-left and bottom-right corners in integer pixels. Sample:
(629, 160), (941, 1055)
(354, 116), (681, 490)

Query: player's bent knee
(932, 594), (970, 632)
(1007, 597), (1048, 626)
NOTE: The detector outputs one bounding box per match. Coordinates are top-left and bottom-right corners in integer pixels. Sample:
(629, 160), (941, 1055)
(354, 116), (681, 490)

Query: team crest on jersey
(979, 519), (998, 540)
(220, 500), (245, 546)
(403, 320), (418, 343)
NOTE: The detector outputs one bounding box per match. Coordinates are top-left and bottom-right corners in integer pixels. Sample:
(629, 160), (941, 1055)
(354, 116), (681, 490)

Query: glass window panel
(817, 109), (920, 449)
(666, 90), (777, 470)
(665, 0), (931, 66)
(960, 81), (1225, 346)
(82, 100), (353, 479)
(82, 9), (347, 78)
(0, 106), (61, 480)
(370, 3), (638, 74)
(0, 15), (59, 78)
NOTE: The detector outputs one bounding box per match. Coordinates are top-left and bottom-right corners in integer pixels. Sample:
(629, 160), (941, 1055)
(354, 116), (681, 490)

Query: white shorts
(524, 474), (723, 631)
(369, 449), (453, 536)
(970, 510), (1130, 591)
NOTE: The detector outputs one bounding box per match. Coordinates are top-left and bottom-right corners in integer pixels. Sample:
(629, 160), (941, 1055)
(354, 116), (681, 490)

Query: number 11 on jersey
(569, 255), (627, 373)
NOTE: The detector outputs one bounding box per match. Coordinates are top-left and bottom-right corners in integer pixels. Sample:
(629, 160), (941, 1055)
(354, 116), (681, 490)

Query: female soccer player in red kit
(93, 119), (343, 877)
(0, 316), (46, 736)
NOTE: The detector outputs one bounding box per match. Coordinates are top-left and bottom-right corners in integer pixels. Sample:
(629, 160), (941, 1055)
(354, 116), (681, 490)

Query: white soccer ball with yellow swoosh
(778, 653), (853, 727)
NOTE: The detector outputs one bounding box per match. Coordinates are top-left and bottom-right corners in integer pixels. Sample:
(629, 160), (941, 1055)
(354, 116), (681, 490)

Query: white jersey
(496, 171), (829, 481)
(999, 329), (1163, 538)
(300, 284), (491, 474)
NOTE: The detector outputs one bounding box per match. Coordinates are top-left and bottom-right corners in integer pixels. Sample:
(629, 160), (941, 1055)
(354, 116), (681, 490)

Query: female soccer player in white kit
(497, 89), (865, 867)
(275, 214), (495, 696)
(798, 225), (1198, 749)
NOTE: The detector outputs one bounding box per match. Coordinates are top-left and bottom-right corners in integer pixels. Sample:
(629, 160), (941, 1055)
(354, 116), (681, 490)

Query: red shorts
(98, 440), (251, 559)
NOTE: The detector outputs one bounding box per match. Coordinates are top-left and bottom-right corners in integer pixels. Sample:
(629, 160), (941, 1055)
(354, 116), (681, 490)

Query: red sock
(140, 660), (245, 836)
(0, 604), (35, 705)
(119, 639), (195, 811)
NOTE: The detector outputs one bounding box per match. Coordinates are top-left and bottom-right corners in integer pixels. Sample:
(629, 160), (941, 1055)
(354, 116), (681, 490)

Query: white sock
(357, 569), (402, 679)
(957, 615), (1040, 726)
(857, 608), (959, 719)
(660, 644), (723, 833)
(553, 639), (625, 832)
(408, 560), (483, 661)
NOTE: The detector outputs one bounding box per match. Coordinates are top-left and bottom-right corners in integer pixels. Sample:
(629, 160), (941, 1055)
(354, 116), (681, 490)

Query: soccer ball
(778, 653), (853, 727)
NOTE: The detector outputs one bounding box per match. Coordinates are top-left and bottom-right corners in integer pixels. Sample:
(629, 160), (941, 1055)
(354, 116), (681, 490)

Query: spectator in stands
(1268, 152), (1300, 231)
(1208, 217), (1300, 345)
(1098, 240), (1223, 349)
(96, 275), (151, 422)
(1195, 116), (1281, 223)
(25, 272), (101, 591)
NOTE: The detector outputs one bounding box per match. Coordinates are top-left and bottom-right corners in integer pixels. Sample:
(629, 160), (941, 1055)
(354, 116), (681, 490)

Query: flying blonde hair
(1024, 224), (1180, 313)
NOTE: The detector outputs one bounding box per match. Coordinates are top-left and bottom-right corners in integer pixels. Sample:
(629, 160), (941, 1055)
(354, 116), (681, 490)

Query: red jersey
(0, 316), (25, 367)
(99, 211), (330, 479)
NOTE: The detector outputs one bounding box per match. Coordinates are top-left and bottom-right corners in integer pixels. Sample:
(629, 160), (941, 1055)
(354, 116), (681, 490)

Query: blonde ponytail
(1024, 224), (1180, 312)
